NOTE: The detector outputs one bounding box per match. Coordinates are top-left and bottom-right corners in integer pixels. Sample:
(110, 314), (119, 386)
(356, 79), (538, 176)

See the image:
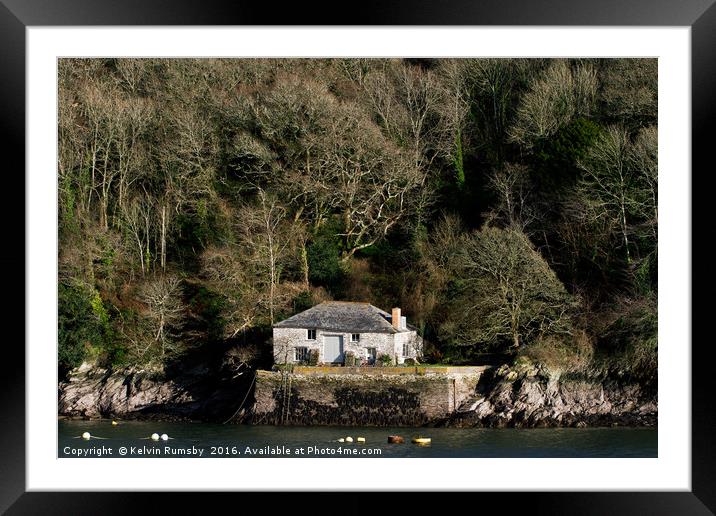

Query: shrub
(58, 281), (112, 375)
(344, 350), (356, 367)
(378, 353), (393, 367)
(186, 285), (227, 342)
(403, 358), (416, 366)
(533, 117), (602, 189)
(520, 331), (593, 373)
(307, 219), (346, 291)
(308, 349), (319, 366)
(419, 339), (444, 364)
(599, 295), (657, 382)
(436, 226), (575, 353)
(292, 290), (315, 313)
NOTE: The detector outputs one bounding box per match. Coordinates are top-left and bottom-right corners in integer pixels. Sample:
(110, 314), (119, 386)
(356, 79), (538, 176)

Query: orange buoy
(387, 435), (404, 444)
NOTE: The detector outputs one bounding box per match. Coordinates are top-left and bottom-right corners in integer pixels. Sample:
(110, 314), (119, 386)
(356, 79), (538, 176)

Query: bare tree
(114, 95), (152, 222)
(237, 189), (293, 324)
(257, 77), (424, 258)
(436, 60), (472, 185)
(337, 58), (373, 87)
(114, 58), (151, 94)
(577, 126), (657, 264)
(58, 75), (87, 226)
(459, 59), (530, 165)
(140, 275), (184, 356)
(200, 245), (263, 338)
(158, 100), (219, 268)
(487, 163), (535, 230)
(443, 226), (574, 350)
(510, 60), (597, 148)
(598, 59), (657, 130)
(123, 190), (155, 275)
(311, 105), (423, 258)
(361, 62), (446, 232)
(223, 344), (259, 377)
(629, 125), (658, 241)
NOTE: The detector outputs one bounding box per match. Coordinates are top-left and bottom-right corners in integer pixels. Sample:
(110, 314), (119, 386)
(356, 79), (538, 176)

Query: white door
(323, 335), (344, 363)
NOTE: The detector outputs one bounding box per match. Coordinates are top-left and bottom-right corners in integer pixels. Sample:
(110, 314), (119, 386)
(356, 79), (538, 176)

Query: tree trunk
(136, 234), (145, 275)
(159, 313), (165, 356)
(88, 146), (97, 213)
(301, 240), (309, 289)
(620, 196), (631, 264)
(100, 143), (111, 231)
(160, 204), (166, 272)
(144, 213), (151, 273)
(269, 273), (275, 326)
(267, 223), (276, 326)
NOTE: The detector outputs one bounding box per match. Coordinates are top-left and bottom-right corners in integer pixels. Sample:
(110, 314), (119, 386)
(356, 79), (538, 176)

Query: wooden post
(452, 378), (456, 412)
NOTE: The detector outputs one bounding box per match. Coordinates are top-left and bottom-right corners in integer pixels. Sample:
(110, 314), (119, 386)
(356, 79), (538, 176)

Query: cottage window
(307, 329), (316, 340)
(295, 347), (309, 363)
(402, 342), (410, 357)
(351, 333), (360, 342)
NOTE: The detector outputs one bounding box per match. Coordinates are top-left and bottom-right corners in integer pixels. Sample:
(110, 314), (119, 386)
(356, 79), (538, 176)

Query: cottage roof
(273, 301), (413, 333)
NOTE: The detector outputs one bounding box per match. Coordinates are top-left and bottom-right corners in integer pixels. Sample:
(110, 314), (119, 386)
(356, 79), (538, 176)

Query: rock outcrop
(59, 360), (656, 427)
(442, 363), (657, 428)
(58, 361), (252, 421)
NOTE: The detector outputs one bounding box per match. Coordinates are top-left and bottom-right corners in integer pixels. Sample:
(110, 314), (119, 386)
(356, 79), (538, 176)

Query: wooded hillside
(58, 58), (657, 381)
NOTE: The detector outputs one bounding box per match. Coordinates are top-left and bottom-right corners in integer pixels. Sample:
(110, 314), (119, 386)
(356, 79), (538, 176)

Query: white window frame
(351, 333), (360, 342)
(307, 329), (316, 340)
(295, 347), (309, 362)
(402, 342), (410, 357)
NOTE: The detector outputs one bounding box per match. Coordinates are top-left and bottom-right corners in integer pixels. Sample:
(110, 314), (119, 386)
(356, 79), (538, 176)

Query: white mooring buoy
(345, 436), (354, 443)
(82, 431), (91, 440)
(150, 433), (160, 441)
(161, 433), (169, 441)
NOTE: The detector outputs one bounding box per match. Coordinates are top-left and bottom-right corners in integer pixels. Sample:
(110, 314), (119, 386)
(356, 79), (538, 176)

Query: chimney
(391, 307), (401, 330)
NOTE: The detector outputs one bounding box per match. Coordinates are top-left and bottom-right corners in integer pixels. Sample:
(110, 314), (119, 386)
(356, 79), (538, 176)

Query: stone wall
(273, 327), (422, 365)
(393, 331), (421, 363)
(251, 369), (483, 426)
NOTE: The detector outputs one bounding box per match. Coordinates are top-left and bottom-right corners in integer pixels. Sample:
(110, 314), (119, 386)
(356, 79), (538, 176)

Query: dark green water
(59, 420), (657, 458)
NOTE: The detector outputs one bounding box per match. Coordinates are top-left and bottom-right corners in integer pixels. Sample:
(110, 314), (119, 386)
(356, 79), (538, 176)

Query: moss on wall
(251, 371), (482, 426)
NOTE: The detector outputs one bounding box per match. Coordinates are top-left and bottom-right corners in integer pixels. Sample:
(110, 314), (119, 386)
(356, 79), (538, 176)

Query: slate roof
(273, 301), (413, 333)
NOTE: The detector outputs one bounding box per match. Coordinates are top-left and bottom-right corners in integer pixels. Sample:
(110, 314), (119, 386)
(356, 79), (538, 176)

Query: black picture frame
(1, 1), (710, 513)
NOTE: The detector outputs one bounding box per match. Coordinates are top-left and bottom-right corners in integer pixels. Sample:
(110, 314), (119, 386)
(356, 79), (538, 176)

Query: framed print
(2, 0), (712, 513)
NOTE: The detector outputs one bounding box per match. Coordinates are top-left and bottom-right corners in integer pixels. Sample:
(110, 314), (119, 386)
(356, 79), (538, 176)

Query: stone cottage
(272, 301), (423, 365)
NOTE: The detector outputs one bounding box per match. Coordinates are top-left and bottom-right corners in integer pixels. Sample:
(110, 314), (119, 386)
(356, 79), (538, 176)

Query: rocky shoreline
(58, 361), (656, 428)
(439, 364), (657, 428)
(58, 361), (253, 423)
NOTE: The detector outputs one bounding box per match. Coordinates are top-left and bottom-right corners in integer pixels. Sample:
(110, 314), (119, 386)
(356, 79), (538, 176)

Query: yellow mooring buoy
(411, 437), (431, 445)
